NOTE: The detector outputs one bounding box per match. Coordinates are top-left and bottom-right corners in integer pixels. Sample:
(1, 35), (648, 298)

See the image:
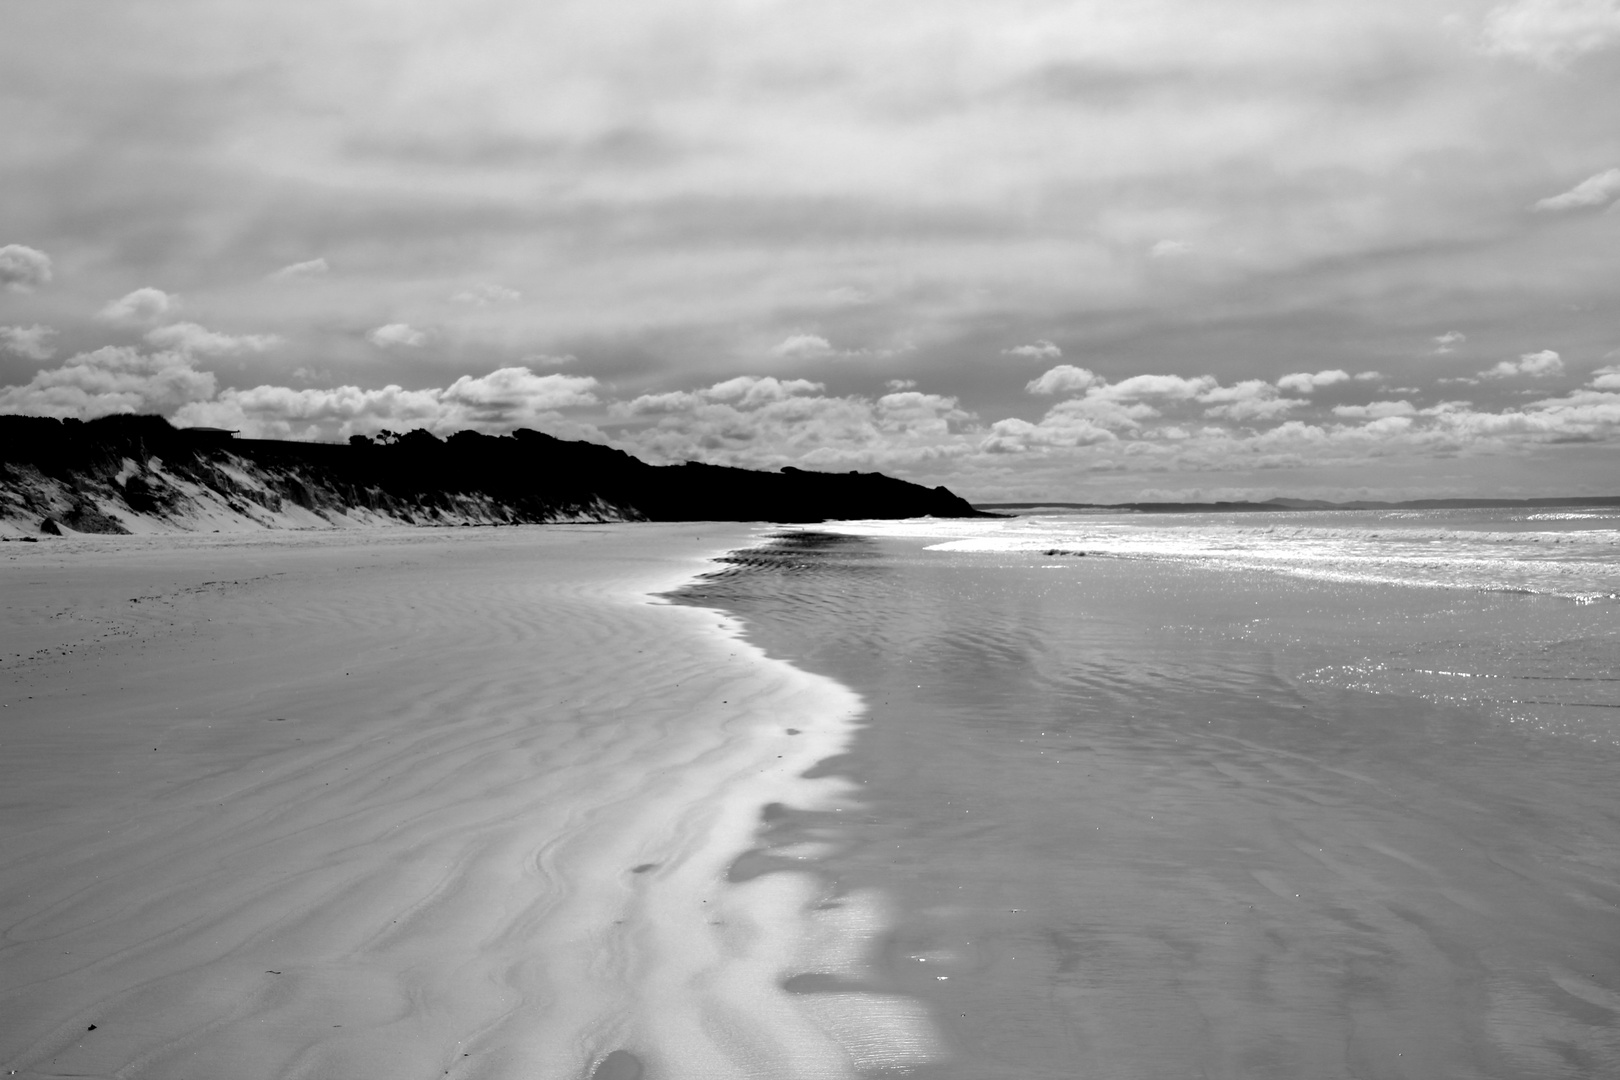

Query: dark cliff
(0, 414), (989, 535)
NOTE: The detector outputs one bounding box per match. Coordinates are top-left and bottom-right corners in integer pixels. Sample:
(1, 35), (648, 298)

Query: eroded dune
(0, 525), (935, 1079)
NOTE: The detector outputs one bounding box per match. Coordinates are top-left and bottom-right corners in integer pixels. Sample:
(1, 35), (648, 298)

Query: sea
(672, 506), (1620, 1080)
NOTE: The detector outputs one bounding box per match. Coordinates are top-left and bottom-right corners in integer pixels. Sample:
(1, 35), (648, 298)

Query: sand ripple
(0, 525), (937, 1079)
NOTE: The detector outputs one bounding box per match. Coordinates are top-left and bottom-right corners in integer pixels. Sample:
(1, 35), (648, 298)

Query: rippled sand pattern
(0, 526), (934, 1079)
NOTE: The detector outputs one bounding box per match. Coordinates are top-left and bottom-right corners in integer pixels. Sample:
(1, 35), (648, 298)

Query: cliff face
(0, 415), (988, 536)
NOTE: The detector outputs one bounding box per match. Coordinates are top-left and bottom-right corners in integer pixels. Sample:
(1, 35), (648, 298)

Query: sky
(2, 0), (1618, 502)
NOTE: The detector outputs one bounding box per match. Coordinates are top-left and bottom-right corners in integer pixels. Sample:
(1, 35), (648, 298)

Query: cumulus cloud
(1532, 168), (1620, 211)
(1433, 331), (1466, 354)
(1025, 364), (1100, 396)
(885, 378), (917, 391)
(0, 329), (599, 442)
(0, 244), (53, 292)
(1587, 364), (1620, 389)
(97, 287), (179, 325)
(1091, 373), (1217, 402)
(12, 336), (1620, 493)
(1276, 369), (1351, 394)
(1003, 340), (1063, 360)
(981, 411), (1116, 453)
(769, 334), (835, 361)
(1198, 379), (1302, 422)
(268, 257), (330, 280)
(1482, 0), (1620, 66)
(610, 374), (975, 472)
(367, 322), (428, 348)
(0, 345), (216, 419)
(451, 283), (522, 306)
(0, 324), (57, 361)
(177, 367), (601, 440)
(145, 322), (281, 355)
(1481, 349), (1565, 378)
(621, 375), (827, 415)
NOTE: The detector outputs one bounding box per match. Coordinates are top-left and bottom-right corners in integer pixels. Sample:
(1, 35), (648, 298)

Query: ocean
(672, 507), (1620, 1079)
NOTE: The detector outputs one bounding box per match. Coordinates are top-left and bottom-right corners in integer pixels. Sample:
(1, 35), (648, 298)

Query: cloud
(610, 374), (975, 472)
(1588, 364), (1620, 389)
(1354, 371), (1385, 381)
(1432, 331), (1466, 354)
(367, 323), (428, 348)
(0, 345), (216, 419)
(1025, 364), (1100, 396)
(1481, 0), (1620, 66)
(1149, 240), (1191, 259)
(451, 283), (522, 306)
(0, 324), (57, 361)
(1091, 373), (1217, 402)
(621, 375), (827, 415)
(1481, 349), (1565, 378)
(1198, 379), (1302, 422)
(268, 257), (330, 280)
(1003, 340), (1062, 360)
(981, 411), (1116, 453)
(1332, 400), (1417, 419)
(177, 367), (601, 440)
(769, 334), (835, 361)
(0, 244), (53, 293)
(97, 288), (179, 325)
(886, 378), (917, 391)
(1532, 168), (1620, 211)
(0, 333), (599, 440)
(1276, 369), (1351, 394)
(145, 322), (281, 355)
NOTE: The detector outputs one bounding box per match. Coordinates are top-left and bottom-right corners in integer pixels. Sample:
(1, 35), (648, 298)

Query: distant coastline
(976, 496), (1620, 514)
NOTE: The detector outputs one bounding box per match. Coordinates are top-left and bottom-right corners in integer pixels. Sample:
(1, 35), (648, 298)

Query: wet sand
(0, 526), (934, 1080)
(676, 532), (1620, 1080)
(8, 523), (1618, 1079)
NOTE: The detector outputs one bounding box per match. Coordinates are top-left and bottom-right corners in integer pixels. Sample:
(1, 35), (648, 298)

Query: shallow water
(674, 527), (1620, 1080)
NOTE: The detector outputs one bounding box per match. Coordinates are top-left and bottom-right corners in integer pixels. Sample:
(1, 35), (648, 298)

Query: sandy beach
(0, 525), (934, 1080)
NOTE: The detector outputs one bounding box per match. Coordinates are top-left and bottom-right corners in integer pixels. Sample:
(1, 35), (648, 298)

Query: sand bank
(0, 525), (934, 1079)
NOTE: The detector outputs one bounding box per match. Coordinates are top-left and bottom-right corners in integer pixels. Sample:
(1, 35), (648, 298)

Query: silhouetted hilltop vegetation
(0, 414), (988, 535)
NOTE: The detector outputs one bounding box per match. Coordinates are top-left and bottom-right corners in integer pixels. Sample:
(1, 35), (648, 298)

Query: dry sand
(0, 525), (935, 1080)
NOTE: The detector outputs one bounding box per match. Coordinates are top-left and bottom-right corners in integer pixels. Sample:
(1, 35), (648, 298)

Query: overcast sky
(3, 0), (1618, 501)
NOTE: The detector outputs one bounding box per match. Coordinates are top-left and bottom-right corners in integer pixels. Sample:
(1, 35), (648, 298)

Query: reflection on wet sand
(677, 532), (1620, 1079)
